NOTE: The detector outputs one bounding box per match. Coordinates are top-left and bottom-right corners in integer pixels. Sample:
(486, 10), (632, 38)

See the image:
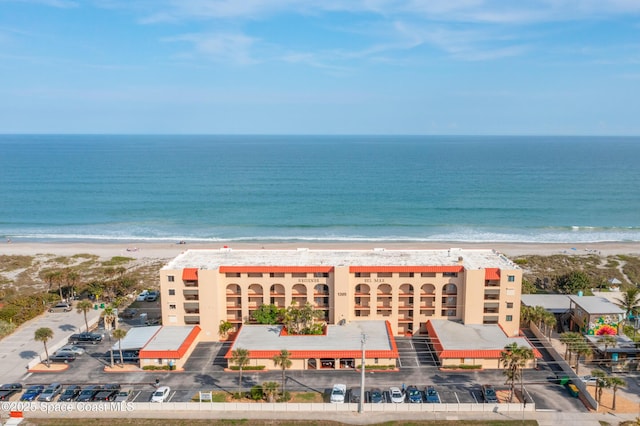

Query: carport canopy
(111, 325), (161, 351)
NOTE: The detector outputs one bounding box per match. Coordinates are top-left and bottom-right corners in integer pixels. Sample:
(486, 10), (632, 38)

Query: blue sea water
(1, 134), (639, 243)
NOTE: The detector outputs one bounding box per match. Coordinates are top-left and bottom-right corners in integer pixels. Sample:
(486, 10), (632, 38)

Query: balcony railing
(184, 315), (200, 324)
(184, 281), (198, 287)
(184, 295), (199, 301)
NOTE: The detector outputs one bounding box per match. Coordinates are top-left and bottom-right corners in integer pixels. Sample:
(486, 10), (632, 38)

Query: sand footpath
(2, 241), (640, 261)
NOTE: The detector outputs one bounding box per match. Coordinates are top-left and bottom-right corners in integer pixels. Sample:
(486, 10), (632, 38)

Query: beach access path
(0, 306), (101, 383)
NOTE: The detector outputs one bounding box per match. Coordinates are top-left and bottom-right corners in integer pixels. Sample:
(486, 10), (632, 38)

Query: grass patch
(0, 255), (34, 272)
(102, 256), (135, 266)
(290, 392), (323, 402)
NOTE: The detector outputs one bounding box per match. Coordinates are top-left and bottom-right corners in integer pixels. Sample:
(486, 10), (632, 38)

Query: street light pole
(358, 333), (366, 414)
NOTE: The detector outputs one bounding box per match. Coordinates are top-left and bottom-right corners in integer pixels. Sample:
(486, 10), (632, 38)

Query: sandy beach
(2, 240), (640, 261)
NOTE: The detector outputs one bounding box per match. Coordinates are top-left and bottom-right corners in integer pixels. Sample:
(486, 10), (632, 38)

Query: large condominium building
(159, 248), (522, 341)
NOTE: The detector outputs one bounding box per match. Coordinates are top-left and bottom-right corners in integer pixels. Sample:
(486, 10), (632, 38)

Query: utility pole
(358, 333), (366, 414)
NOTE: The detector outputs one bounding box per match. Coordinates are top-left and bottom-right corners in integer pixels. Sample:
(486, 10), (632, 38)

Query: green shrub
(249, 385), (263, 401)
(277, 391), (291, 402)
(441, 364), (482, 370)
(142, 365), (171, 370)
(357, 364), (396, 370)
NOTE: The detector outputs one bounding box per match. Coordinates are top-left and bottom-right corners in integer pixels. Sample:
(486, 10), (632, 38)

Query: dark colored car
(69, 332), (103, 344)
(425, 386), (440, 403)
(367, 388), (385, 403)
(406, 386), (423, 403)
(0, 383), (22, 400)
(482, 385), (498, 403)
(49, 352), (77, 363)
(92, 389), (118, 402)
(58, 385), (81, 402)
(107, 350), (139, 363)
(349, 387), (362, 403)
(20, 385), (44, 401)
(76, 385), (102, 402)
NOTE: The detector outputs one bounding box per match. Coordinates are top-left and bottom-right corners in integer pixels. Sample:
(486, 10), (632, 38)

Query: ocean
(1, 135), (639, 244)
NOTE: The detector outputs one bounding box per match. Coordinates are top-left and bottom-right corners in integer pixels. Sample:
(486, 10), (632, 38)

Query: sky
(1, 0), (639, 135)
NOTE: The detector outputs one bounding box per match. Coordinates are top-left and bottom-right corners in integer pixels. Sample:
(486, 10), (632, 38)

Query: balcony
(376, 309), (392, 317)
(184, 315), (200, 324)
(398, 304), (414, 310)
(485, 280), (500, 288)
(483, 308), (499, 314)
(484, 295), (500, 301)
(483, 315), (499, 324)
(184, 303), (200, 314)
(420, 309), (435, 316)
(184, 295), (199, 301)
(184, 280), (198, 287)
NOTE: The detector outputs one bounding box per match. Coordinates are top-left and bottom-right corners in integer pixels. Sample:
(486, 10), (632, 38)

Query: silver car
(38, 383), (62, 402)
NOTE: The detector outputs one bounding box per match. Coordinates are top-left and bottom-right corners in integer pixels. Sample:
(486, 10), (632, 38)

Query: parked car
(20, 385), (44, 401)
(0, 383), (22, 401)
(49, 352), (76, 363)
(145, 291), (159, 302)
(105, 350), (139, 363)
(150, 386), (170, 402)
(56, 345), (85, 356)
(389, 386), (405, 403)
(76, 385), (102, 402)
(58, 385), (81, 402)
(114, 388), (132, 402)
(579, 375), (597, 385)
(482, 384), (498, 403)
(38, 383), (63, 402)
(48, 302), (72, 313)
(69, 332), (103, 344)
(349, 387), (361, 403)
(136, 290), (149, 301)
(330, 384), (346, 403)
(92, 388), (119, 402)
(425, 386), (440, 403)
(406, 386), (423, 403)
(120, 308), (138, 319)
(367, 388), (385, 403)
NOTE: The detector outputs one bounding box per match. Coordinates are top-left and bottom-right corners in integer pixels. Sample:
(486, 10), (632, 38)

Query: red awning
(485, 268), (500, 280)
(182, 268), (198, 281)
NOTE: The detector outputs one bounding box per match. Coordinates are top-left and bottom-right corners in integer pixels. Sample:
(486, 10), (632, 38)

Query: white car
(580, 375), (597, 385)
(389, 386), (405, 403)
(330, 384), (346, 403)
(136, 290), (149, 301)
(56, 345), (85, 356)
(150, 386), (170, 402)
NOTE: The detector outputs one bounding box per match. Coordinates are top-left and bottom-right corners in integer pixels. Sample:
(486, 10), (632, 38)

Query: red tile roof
(485, 268), (500, 280)
(349, 266), (464, 273)
(219, 266), (334, 273)
(182, 268), (198, 281)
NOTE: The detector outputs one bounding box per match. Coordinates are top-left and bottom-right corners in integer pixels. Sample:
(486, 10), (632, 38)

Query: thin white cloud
(163, 32), (259, 65)
(3, 0), (78, 7)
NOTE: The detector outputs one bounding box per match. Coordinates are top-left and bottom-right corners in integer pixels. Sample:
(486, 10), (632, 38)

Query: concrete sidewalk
(0, 305), (101, 383)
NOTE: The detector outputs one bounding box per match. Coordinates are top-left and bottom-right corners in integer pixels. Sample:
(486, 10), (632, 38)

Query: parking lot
(2, 331), (611, 411)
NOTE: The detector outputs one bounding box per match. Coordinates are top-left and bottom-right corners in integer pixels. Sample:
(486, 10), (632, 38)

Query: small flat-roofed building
(110, 326), (161, 352)
(138, 325), (201, 370)
(225, 320), (398, 370)
(160, 248), (522, 340)
(521, 294), (571, 314)
(568, 295), (625, 336)
(426, 319), (540, 369)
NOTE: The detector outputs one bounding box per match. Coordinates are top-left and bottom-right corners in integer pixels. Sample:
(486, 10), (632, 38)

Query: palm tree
(262, 381), (279, 403)
(542, 311), (557, 338)
(608, 376), (626, 410)
(614, 288), (640, 328)
(103, 306), (116, 332)
(44, 270), (63, 300)
(591, 369), (607, 403)
(231, 348), (250, 397)
(573, 340), (592, 375)
(559, 331), (583, 361)
(34, 327), (54, 368)
(272, 349), (292, 400)
(598, 334), (617, 362)
(112, 328), (128, 367)
(499, 343), (534, 402)
(76, 300), (94, 332)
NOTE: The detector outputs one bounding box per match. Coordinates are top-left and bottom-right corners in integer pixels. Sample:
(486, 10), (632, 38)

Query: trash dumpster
(567, 383), (579, 398)
(559, 377), (570, 386)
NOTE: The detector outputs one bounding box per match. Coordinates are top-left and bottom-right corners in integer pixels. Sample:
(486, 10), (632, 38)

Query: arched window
(355, 284), (370, 294)
(378, 284), (392, 296)
(270, 284), (285, 295)
(443, 283), (457, 295)
(421, 284), (435, 295)
(314, 284), (329, 295)
(399, 284), (413, 295)
(226, 284), (241, 295)
(248, 283), (263, 296)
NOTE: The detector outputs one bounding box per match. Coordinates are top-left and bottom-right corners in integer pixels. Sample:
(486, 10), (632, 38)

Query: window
(225, 273), (241, 278)
(506, 288), (515, 296)
(269, 272), (284, 278)
(169, 304), (176, 310)
(377, 272), (392, 278)
(355, 272), (370, 278)
(508, 275), (515, 282)
(292, 273), (307, 278)
(506, 302), (514, 309)
(443, 272), (458, 277)
(421, 272), (436, 277)
(168, 315), (177, 323)
(314, 272), (329, 278)
(506, 315), (513, 322)
(399, 272), (414, 278)
(248, 273), (263, 278)
(167, 275), (175, 282)
(168, 289), (175, 296)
